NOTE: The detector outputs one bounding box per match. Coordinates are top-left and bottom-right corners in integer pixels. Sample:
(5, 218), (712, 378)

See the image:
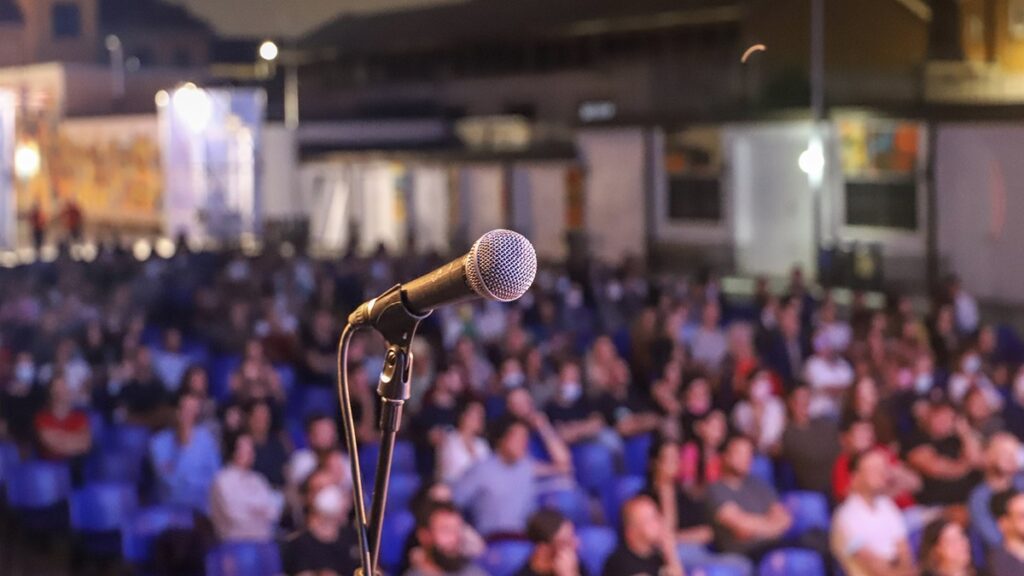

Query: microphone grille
(465, 229), (537, 302)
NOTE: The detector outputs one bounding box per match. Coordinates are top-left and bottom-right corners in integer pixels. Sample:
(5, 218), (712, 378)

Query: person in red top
(34, 375), (92, 460)
(62, 198), (83, 244)
(832, 417), (920, 508)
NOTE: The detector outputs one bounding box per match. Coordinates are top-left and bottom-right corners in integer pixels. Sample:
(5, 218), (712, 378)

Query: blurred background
(1, 1), (1023, 575)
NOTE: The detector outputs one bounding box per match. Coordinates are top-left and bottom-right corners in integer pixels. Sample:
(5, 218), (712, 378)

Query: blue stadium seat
(71, 482), (138, 532)
(84, 449), (144, 484)
(363, 473), (421, 513)
(286, 418), (307, 450)
(209, 355), (242, 402)
(571, 441), (615, 495)
(758, 548), (825, 576)
(301, 387), (339, 420)
(392, 440), (417, 476)
(7, 460), (71, 510)
(479, 540), (533, 576)
(686, 560), (752, 576)
(603, 475), (645, 529)
(538, 487), (591, 527)
(359, 442), (380, 487)
(577, 526), (617, 576)
(122, 505), (195, 566)
(105, 424), (152, 461)
(205, 541), (282, 576)
(380, 510), (416, 572)
(274, 364), (297, 398)
(0, 440), (18, 487)
(623, 433), (653, 477)
(750, 456), (774, 488)
(783, 491), (830, 538)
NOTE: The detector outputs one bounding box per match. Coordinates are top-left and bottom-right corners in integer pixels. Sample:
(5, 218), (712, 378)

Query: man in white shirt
(803, 329), (854, 419)
(210, 432), (285, 542)
(831, 448), (917, 576)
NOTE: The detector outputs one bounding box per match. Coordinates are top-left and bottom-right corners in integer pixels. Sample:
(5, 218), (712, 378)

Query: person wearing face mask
(948, 347), (1002, 410)
(731, 371), (786, 453)
(285, 413), (352, 527)
(544, 360), (606, 448)
(498, 357), (527, 391)
(282, 467), (359, 576)
(404, 502), (487, 576)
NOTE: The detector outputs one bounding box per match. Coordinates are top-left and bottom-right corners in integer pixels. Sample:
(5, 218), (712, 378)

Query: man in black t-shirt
(989, 488), (1024, 576)
(602, 495), (683, 576)
(282, 467), (359, 576)
(904, 398), (982, 506)
(545, 360), (605, 447)
(515, 509), (585, 576)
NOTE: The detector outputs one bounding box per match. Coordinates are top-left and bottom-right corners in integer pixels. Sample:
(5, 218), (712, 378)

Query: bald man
(601, 495), (684, 576)
(969, 432), (1024, 548)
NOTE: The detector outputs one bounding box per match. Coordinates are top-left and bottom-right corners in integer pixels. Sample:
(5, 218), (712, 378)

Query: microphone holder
(339, 284), (428, 576)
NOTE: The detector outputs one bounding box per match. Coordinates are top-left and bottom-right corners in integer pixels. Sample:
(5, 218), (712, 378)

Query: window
(845, 180), (917, 230)
(664, 127), (723, 223)
(51, 3), (81, 39)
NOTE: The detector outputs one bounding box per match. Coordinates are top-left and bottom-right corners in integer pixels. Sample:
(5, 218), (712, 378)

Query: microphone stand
(337, 284), (428, 576)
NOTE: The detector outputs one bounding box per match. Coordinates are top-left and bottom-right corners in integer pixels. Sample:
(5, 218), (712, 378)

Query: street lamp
(259, 40), (279, 62)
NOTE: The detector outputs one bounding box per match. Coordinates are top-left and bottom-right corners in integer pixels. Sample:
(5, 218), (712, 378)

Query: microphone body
(347, 229), (537, 331)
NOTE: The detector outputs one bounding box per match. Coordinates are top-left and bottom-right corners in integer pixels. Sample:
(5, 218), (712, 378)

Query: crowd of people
(3, 239), (1024, 576)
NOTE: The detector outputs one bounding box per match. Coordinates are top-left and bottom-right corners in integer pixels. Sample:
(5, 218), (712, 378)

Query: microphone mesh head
(465, 229), (537, 302)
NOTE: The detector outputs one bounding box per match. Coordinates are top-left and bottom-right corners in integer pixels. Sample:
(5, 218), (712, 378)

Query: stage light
(40, 245), (58, 262)
(14, 142), (40, 181)
(799, 137), (824, 184)
(173, 83), (212, 133)
(259, 41), (279, 62)
(155, 237), (176, 259)
(79, 242), (98, 262)
(155, 90), (170, 107)
(132, 239), (152, 261)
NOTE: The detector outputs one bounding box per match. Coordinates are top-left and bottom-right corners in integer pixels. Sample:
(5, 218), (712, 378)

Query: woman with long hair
(918, 519), (974, 576)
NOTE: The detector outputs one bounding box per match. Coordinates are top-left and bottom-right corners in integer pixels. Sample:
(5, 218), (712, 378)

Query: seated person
(904, 397), (983, 509)
(281, 467), (359, 576)
(210, 432), (285, 542)
(780, 385), (840, 496)
(544, 360), (605, 447)
(990, 489), (1024, 575)
(831, 448), (917, 576)
(152, 328), (191, 393)
(707, 435), (793, 559)
(149, 390), (221, 513)
(644, 437), (712, 547)
(515, 509), (584, 576)
(34, 375), (92, 460)
(601, 494), (684, 576)
(117, 346), (170, 427)
(679, 410), (728, 491)
(833, 418), (920, 508)
(437, 399), (491, 485)
(918, 518), (974, 576)
(285, 413), (352, 528)
(247, 399), (289, 488)
(969, 433), (1024, 549)
(453, 415), (571, 538)
(403, 501), (487, 576)
(731, 370), (786, 454)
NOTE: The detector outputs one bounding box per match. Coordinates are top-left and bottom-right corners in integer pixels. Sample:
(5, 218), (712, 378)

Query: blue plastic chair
(274, 364), (297, 398)
(122, 505), (195, 566)
(205, 541), (282, 576)
(359, 442), (380, 487)
(578, 526), (617, 576)
(71, 482), (138, 555)
(750, 456), (775, 488)
(392, 440), (417, 476)
(209, 355), (242, 402)
(758, 548), (825, 576)
(538, 487), (591, 527)
(783, 491), (830, 538)
(105, 424), (152, 461)
(603, 475), (645, 529)
(84, 449), (144, 484)
(571, 441), (616, 495)
(301, 387), (339, 420)
(7, 460), (71, 510)
(623, 433), (653, 477)
(686, 560), (752, 576)
(0, 440), (18, 487)
(479, 540), (533, 576)
(380, 510), (416, 572)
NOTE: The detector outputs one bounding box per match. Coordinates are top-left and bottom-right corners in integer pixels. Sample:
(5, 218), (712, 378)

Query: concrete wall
(577, 128), (647, 264)
(261, 124), (303, 219)
(936, 124), (1024, 303)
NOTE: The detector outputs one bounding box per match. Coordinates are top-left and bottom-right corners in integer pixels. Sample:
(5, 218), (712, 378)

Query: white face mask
(561, 381), (582, 403)
(914, 373), (933, 395)
(502, 372), (525, 389)
(963, 355), (982, 375)
(314, 485), (345, 518)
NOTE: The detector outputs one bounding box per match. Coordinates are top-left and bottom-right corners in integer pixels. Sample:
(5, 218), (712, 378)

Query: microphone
(347, 229), (537, 330)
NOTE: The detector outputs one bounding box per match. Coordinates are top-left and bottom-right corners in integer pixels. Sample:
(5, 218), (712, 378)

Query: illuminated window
(664, 128), (722, 223)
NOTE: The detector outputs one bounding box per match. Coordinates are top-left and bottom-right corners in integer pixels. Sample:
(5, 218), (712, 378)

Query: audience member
(831, 448), (917, 576)
(644, 437), (712, 548)
(989, 488), (1024, 575)
(918, 518), (975, 576)
(34, 375), (92, 460)
(601, 494), (684, 576)
(780, 385), (840, 495)
(149, 390), (222, 513)
(545, 360), (605, 447)
(968, 433), (1024, 548)
(904, 398), (983, 509)
(803, 329), (854, 419)
(453, 415), (570, 538)
(690, 301), (727, 371)
(438, 398), (491, 484)
(731, 370), (785, 453)
(832, 418), (920, 508)
(281, 467), (359, 576)
(209, 432), (285, 542)
(707, 435), (794, 559)
(515, 509), (583, 576)
(285, 413), (352, 526)
(403, 502), (488, 576)
(247, 399), (289, 488)
(679, 409), (727, 491)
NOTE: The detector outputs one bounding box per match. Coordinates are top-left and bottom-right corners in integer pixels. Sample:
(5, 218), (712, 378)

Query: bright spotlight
(154, 237), (176, 259)
(14, 143), (41, 181)
(155, 90), (170, 107)
(132, 239), (152, 261)
(259, 41), (279, 62)
(799, 137), (825, 185)
(173, 83), (212, 133)
(40, 245), (58, 263)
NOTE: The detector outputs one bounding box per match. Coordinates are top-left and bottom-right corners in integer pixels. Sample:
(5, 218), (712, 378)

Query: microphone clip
(349, 283), (430, 349)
